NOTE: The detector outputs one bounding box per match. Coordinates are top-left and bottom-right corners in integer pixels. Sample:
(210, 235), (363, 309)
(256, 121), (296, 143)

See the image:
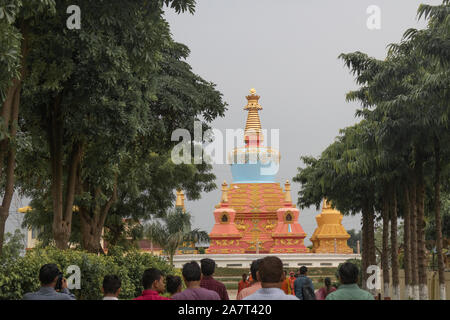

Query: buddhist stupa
(206, 89), (308, 254)
(175, 190), (198, 254)
(310, 199), (353, 254)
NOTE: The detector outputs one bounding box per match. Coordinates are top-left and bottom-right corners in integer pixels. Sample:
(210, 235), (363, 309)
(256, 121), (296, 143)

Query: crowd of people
(23, 257), (374, 300)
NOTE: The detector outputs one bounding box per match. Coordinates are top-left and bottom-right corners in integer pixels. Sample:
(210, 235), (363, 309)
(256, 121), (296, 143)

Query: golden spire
(244, 88), (263, 144)
(221, 181), (229, 203)
(284, 180), (292, 203)
(323, 198), (332, 209)
(176, 189), (185, 212)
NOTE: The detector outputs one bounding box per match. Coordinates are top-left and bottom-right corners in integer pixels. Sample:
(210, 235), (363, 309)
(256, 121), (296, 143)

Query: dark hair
(166, 275), (182, 295)
(200, 258), (216, 276)
(338, 262), (359, 284)
(39, 264), (61, 285)
(299, 266), (308, 275)
(258, 256), (283, 283)
(103, 275), (121, 294)
(142, 268), (163, 289)
(250, 258), (263, 280)
(182, 261), (201, 282)
(324, 277), (331, 291)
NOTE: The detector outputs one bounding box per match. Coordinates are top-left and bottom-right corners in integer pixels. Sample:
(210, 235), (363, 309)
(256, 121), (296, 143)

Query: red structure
(207, 89), (308, 254)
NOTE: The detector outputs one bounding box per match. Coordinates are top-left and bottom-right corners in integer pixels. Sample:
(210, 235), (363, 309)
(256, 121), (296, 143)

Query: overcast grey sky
(163, 0), (440, 245)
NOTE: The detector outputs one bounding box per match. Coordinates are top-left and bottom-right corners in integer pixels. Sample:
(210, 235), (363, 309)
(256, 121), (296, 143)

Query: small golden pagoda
(175, 190), (198, 254)
(310, 199), (353, 254)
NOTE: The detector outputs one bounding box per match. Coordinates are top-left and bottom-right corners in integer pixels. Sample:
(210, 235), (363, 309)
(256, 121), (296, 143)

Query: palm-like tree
(144, 208), (209, 266)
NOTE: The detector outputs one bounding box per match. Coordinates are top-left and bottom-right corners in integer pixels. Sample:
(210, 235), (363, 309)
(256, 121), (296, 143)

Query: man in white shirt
(102, 275), (121, 300)
(243, 256), (299, 300)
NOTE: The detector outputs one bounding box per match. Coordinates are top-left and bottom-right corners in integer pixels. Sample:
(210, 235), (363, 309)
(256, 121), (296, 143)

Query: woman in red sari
(315, 277), (336, 300)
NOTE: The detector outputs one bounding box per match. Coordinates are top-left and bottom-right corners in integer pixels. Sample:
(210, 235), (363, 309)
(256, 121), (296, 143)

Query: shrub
(0, 246), (178, 300)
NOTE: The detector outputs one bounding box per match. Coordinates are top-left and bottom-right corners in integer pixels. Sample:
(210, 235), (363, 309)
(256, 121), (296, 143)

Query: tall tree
(0, 0), (55, 256)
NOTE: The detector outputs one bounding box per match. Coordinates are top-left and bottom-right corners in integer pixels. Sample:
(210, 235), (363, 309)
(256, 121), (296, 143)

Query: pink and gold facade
(206, 89), (308, 254)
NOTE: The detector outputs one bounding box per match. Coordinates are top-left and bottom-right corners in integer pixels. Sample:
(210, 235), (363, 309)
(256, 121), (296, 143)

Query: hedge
(0, 246), (180, 300)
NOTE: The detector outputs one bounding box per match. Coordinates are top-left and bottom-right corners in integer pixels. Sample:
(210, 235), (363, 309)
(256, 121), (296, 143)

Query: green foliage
(145, 208), (209, 265)
(15, 0), (226, 252)
(0, 246), (178, 300)
(347, 229), (361, 254)
(426, 191), (450, 241)
(0, 229), (25, 262)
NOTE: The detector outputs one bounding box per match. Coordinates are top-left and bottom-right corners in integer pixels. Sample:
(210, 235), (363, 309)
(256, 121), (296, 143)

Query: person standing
(315, 277), (336, 300)
(199, 258), (229, 300)
(172, 261), (220, 300)
(23, 264), (76, 300)
(294, 266), (314, 300)
(102, 275), (121, 300)
(236, 258), (263, 300)
(281, 270), (290, 294)
(288, 271), (296, 295)
(326, 262), (374, 300)
(243, 256), (299, 300)
(134, 268), (171, 300)
(238, 273), (249, 294)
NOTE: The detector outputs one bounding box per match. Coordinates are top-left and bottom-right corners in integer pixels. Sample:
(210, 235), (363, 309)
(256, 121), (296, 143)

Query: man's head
(256, 256), (284, 288)
(250, 258), (263, 282)
(142, 268), (165, 293)
(338, 262), (359, 285)
(39, 263), (61, 287)
(200, 258), (216, 277)
(242, 273), (248, 281)
(182, 261), (202, 283)
(102, 275), (121, 297)
(289, 271), (295, 277)
(299, 266), (308, 275)
(166, 275), (182, 295)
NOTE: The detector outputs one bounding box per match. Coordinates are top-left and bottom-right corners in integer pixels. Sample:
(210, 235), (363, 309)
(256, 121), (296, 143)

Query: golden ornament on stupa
(310, 199), (353, 254)
(175, 189), (186, 212)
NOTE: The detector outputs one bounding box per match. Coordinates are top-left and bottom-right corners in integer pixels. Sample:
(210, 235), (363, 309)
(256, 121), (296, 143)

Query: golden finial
(284, 180), (292, 203)
(221, 181), (229, 203)
(323, 198), (331, 209)
(244, 88), (263, 144)
(176, 189), (185, 211)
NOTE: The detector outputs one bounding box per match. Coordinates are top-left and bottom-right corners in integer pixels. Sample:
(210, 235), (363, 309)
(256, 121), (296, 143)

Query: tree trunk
(409, 172), (419, 300)
(382, 187), (390, 298)
(0, 24), (29, 256)
(361, 205), (369, 290)
(49, 95), (83, 250)
(80, 208), (105, 254)
(0, 83), (19, 256)
(79, 178), (117, 253)
(390, 188), (400, 300)
(433, 137), (446, 300)
(367, 202), (377, 296)
(403, 184), (412, 299)
(367, 198), (377, 266)
(415, 154), (428, 300)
